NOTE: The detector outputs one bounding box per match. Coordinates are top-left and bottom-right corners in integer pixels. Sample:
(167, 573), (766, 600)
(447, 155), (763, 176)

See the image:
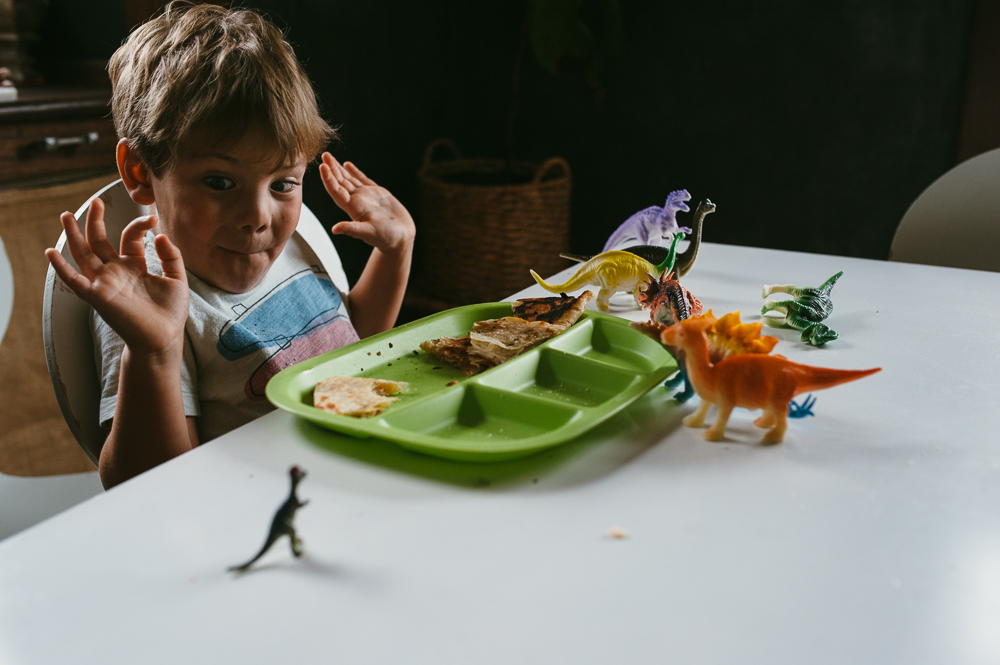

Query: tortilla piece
(511, 290), (593, 330)
(420, 293), (593, 375)
(469, 316), (561, 364)
(314, 376), (409, 417)
(419, 336), (497, 376)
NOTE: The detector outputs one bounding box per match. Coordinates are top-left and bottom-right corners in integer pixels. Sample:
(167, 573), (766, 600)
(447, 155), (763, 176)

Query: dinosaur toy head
(660, 315), (712, 349)
(664, 189), (691, 214)
(289, 465), (307, 482)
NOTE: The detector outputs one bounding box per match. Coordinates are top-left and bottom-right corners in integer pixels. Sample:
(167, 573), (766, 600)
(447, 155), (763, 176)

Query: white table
(2, 243), (998, 665)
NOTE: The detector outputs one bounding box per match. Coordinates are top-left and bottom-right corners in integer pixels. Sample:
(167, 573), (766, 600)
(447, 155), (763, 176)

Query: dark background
(35, 0), (979, 286)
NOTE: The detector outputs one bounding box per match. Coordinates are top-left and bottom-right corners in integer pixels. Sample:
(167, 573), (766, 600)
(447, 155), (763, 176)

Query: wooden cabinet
(0, 87), (118, 186)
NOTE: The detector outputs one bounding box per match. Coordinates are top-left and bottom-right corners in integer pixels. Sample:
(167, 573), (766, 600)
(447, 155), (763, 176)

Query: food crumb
(387, 363), (392, 366)
(389, 343), (393, 348)
(446, 380), (457, 386)
(433, 366), (442, 370)
(608, 527), (628, 540)
(413, 350), (419, 355)
(367, 352), (371, 356)
(377, 351), (382, 356)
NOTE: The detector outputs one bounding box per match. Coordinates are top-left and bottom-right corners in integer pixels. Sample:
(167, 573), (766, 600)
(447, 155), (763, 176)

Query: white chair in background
(1, 228), (103, 543)
(42, 179), (349, 465)
(889, 147), (1000, 272)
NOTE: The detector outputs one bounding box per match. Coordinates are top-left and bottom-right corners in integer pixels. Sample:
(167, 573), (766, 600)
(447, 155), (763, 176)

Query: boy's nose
(239, 194), (272, 232)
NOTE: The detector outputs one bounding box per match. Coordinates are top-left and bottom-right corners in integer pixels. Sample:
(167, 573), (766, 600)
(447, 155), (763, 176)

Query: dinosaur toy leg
(664, 369), (695, 403)
(683, 400), (712, 428)
(753, 410), (777, 428)
(290, 531), (304, 557)
(703, 402), (733, 441)
(760, 409), (789, 444)
(595, 274), (615, 311)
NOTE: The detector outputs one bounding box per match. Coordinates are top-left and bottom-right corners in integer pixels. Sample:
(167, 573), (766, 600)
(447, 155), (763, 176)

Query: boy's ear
(116, 139), (156, 206)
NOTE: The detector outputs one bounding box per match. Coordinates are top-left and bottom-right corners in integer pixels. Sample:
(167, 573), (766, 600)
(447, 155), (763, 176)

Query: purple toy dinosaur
(602, 189), (693, 252)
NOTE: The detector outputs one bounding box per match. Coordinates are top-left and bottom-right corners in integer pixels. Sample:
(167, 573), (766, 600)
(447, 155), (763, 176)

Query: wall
(34, 1), (977, 284)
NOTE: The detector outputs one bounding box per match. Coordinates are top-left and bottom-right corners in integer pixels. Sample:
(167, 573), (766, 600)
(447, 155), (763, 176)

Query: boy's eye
(205, 176), (235, 191)
(271, 180), (297, 194)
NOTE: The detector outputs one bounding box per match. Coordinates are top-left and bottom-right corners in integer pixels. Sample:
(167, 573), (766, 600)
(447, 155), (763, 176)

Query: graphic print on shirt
(217, 266), (359, 400)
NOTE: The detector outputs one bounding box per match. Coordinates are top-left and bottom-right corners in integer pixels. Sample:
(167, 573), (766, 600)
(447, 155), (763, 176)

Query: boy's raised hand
(45, 197), (190, 357)
(319, 153), (415, 253)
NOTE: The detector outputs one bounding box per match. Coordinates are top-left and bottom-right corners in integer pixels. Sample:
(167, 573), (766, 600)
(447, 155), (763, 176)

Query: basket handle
(534, 156), (570, 183)
(423, 138), (462, 167)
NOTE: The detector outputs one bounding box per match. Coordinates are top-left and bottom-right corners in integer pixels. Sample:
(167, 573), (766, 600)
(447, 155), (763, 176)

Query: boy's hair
(109, 1), (334, 174)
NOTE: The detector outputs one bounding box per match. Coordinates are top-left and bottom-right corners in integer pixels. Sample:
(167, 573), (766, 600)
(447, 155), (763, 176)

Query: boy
(45, 2), (415, 489)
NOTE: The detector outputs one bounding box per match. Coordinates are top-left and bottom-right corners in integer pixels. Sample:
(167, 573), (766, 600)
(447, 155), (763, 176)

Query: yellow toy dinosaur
(531, 249), (675, 311)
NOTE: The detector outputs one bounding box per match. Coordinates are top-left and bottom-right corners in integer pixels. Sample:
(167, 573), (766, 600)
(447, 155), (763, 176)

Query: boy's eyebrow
(194, 152), (239, 162)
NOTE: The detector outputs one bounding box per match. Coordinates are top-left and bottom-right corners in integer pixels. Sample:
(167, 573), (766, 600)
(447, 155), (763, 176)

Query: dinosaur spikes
(674, 310), (778, 363)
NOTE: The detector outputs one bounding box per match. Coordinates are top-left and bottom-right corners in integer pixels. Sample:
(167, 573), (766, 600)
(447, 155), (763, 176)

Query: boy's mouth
(221, 245), (268, 256)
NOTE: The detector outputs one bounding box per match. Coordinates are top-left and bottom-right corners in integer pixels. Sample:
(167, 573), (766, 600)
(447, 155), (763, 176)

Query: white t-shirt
(93, 232), (359, 442)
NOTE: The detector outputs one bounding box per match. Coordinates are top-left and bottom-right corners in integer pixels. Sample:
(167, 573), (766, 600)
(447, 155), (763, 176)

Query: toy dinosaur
(564, 199), (716, 279)
(602, 189), (692, 252)
(761, 271), (842, 346)
(659, 313), (880, 443)
(637, 270), (702, 326)
(788, 394), (817, 418)
(632, 310), (774, 403)
(531, 247), (677, 311)
(229, 466), (309, 574)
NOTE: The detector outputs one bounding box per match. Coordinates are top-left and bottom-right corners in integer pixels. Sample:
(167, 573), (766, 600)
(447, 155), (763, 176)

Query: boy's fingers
(153, 234), (187, 282)
(344, 161), (376, 186)
(322, 154), (358, 189)
(120, 215), (158, 258)
(60, 211), (103, 277)
(319, 164), (352, 203)
(45, 247), (94, 298)
(330, 221), (376, 245)
(84, 198), (118, 263)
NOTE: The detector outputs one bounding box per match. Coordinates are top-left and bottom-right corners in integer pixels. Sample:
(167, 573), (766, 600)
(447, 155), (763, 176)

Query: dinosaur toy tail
(530, 269), (588, 294)
(792, 365), (881, 395)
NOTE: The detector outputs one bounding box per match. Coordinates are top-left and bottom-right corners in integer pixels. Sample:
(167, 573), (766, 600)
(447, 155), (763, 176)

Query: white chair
(42, 179), (350, 464)
(2, 228), (104, 542)
(889, 147), (1000, 272)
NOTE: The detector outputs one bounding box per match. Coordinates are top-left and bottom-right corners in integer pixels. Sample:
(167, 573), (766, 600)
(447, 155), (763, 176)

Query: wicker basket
(416, 138), (571, 305)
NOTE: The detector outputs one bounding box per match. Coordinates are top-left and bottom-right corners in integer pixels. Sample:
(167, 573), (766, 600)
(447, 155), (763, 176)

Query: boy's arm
(100, 348), (199, 488)
(45, 199), (195, 489)
(319, 153), (415, 338)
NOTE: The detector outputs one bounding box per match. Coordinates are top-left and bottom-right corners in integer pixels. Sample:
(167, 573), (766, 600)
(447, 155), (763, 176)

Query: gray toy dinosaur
(229, 466), (309, 574)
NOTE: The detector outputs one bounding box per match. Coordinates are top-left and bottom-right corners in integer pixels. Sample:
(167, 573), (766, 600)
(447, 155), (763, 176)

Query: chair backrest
(42, 179), (349, 464)
(889, 147), (1000, 272)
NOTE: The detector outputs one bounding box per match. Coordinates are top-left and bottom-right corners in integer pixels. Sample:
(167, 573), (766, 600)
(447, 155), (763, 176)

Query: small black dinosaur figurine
(229, 466), (309, 574)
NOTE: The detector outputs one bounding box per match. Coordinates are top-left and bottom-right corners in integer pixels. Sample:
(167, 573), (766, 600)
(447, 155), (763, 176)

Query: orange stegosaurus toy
(660, 312), (880, 444)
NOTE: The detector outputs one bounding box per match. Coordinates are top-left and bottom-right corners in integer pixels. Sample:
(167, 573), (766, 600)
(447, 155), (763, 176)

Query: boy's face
(149, 133), (308, 294)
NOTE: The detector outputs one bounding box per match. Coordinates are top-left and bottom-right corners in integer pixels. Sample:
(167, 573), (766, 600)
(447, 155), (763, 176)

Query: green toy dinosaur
(761, 271), (843, 346)
(229, 466), (309, 574)
(531, 234), (685, 311)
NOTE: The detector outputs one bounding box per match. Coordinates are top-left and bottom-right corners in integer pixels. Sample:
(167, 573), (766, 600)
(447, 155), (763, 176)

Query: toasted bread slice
(314, 376), (409, 417)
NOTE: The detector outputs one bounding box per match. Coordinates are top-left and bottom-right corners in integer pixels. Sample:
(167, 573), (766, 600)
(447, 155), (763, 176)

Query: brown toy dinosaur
(660, 314), (880, 444)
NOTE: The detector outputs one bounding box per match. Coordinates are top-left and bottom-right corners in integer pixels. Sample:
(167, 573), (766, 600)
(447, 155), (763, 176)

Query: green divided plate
(266, 303), (676, 461)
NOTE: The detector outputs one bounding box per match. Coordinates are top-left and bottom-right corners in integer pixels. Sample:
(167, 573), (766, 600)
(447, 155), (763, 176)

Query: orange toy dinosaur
(660, 313), (881, 444)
